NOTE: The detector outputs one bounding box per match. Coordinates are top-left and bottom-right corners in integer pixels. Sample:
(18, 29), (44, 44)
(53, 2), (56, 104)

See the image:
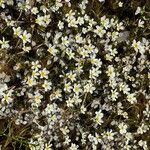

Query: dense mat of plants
(0, 0), (150, 149)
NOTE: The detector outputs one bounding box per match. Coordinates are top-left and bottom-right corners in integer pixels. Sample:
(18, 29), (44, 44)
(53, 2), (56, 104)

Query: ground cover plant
(0, 0), (150, 149)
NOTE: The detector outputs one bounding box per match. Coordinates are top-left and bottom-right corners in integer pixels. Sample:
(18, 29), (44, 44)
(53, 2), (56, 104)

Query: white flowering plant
(0, 0), (150, 150)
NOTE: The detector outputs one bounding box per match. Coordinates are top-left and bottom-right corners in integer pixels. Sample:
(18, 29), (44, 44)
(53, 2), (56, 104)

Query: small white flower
(69, 143), (78, 150)
(94, 25), (106, 38)
(35, 15), (45, 26)
(138, 19), (144, 28)
(127, 93), (137, 104)
(31, 70), (39, 79)
(89, 67), (101, 80)
(26, 77), (36, 87)
(99, 0), (105, 2)
(101, 16), (110, 29)
(39, 68), (49, 79)
(20, 30), (31, 44)
(118, 122), (128, 134)
(22, 45), (31, 52)
(132, 40), (141, 52)
(73, 83), (82, 95)
(31, 7), (39, 15)
(33, 91), (43, 104)
(138, 140), (148, 150)
(0, 84), (8, 95)
(58, 21), (64, 30)
(1, 93), (13, 104)
(84, 82), (96, 94)
(111, 89), (119, 101)
(61, 36), (69, 46)
(135, 7), (141, 15)
(66, 98), (74, 107)
(106, 65), (115, 79)
(0, 37), (9, 49)
(118, 2), (123, 7)
(0, 0), (5, 8)
(80, 105), (87, 114)
(31, 61), (41, 71)
(95, 110), (104, 125)
(64, 82), (72, 93)
(47, 44), (58, 56)
(13, 27), (22, 37)
(67, 71), (76, 82)
(42, 80), (52, 92)
(44, 14), (51, 25)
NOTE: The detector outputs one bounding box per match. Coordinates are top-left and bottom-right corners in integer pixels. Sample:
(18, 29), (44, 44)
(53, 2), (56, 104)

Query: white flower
(61, 36), (69, 46)
(106, 130), (115, 141)
(132, 40), (141, 52)
(118, 122), (127, 134)
(0, 37), (9, 49)
(33, 91), (43, 104)
(111, 89), (119, 101)
(89, 67), (101, 80)
(90, 56), (102, 67)
(44, 14), (51, 25)
(138, 19), (144, 28)
(69, 143), (78, 150)
(106, 65), (115, 79)
(125, 132), (133, 141)
(80, 105), (87, 114)
(127, 93), (137, 104)
(66, 98), (74, 107)
(31, 7), (39, 15)
(44, 143), (52, 150)
(138, 140), (148, 150)
(67, 71), (76, 82)
(58, 21), (64, 30)
(13, 27), (22, 37)
(0, 0), (5, 8)
(101, 16), (110, 29)
(72, 95), (82, 104)
(42, 80), (52, 92)
(22, 45), (31, 52)
(64, 82), (72, 93)
(31, 61), (41, 71)
(20, 30), (31, 44)
(0, 72), (10, 83)
(54, 89), (62, 99)
(64, 135), (71, 145)
(77, 16), (84, 25)
(1, 93), (13, 104)
(0, 84), (8, 95)
(135, 7), (141, 15)
(60, 126), (69, 135)
(31, 70), (39, 79)
(95, 110), (104, 125)
(75, 34), (84, 44)
(73, 83), (82, 95)
(102, 130), (115, 141)
(137, 123), (149, 134)
(118, 2), (123, 7)
(26, 77), (36, 86)
(123, 84), (130, 94)
(35, 15), (45, 26)
(39, 68), (49, 79)
(84, 82), (96, 94)
(94, 25), (106, 38)
(47, 44), (58, 56)
(80, 48), (89, 58)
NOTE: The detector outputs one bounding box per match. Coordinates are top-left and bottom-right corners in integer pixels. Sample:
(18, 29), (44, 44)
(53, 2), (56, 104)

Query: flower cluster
(0, 0), (149, 150)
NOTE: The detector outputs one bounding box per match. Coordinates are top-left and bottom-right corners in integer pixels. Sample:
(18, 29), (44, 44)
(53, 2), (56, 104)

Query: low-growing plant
(0, 0), (150, 149)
